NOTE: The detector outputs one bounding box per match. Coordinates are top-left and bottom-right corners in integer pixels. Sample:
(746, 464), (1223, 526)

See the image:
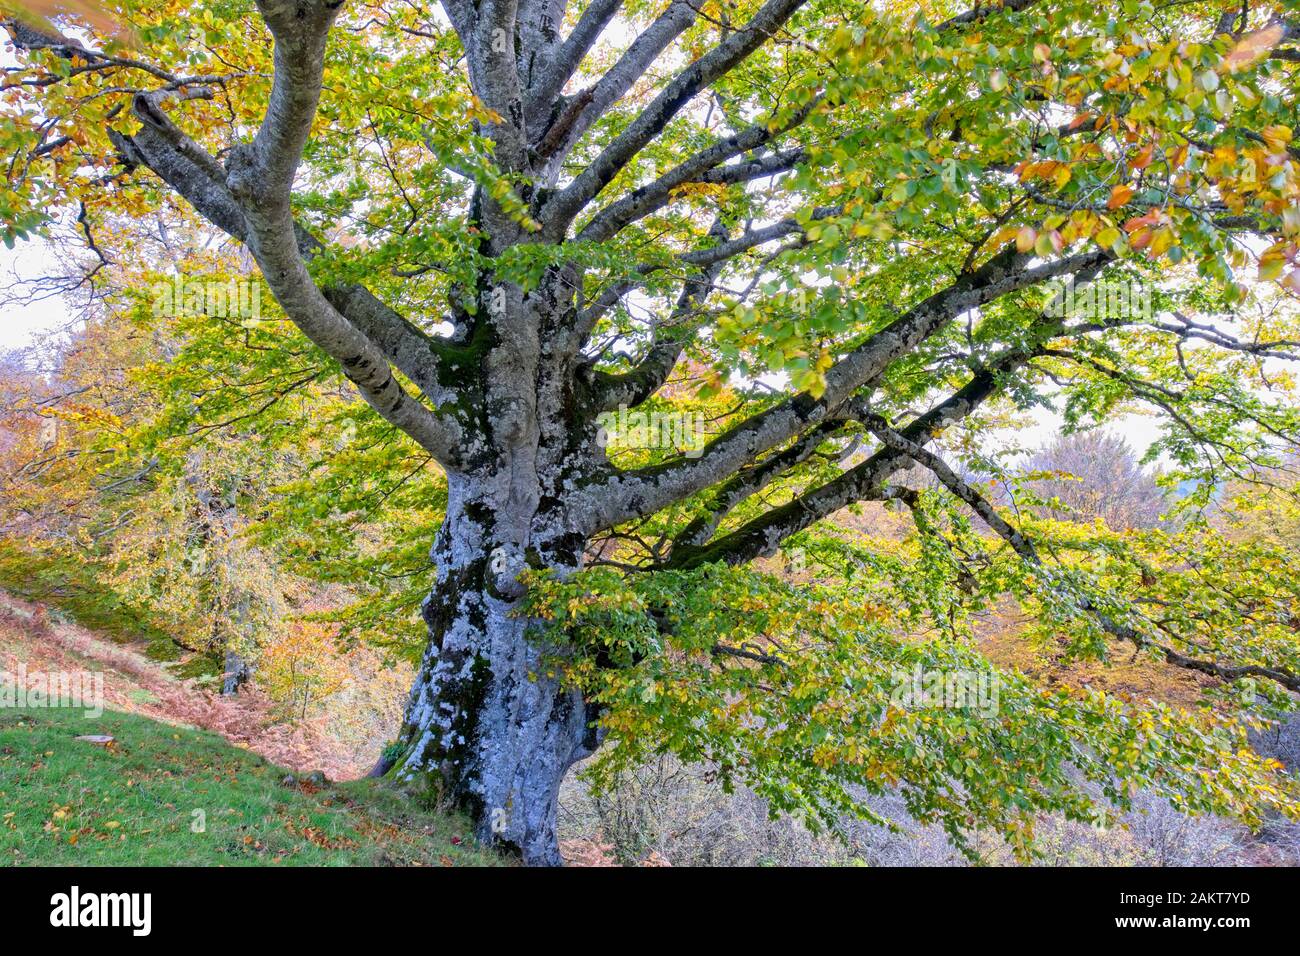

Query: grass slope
(0, 706), (504, 866)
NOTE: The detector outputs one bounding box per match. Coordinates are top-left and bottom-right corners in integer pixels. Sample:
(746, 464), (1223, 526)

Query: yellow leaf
(1221, 25), (1285, 73)
(1261, 125), (1293, 154)
(1095, 226), (1122, 250)
(1258, 255), (1285, 282)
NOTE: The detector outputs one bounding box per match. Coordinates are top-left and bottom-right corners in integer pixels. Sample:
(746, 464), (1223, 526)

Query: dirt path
(0, 591), (364, 779)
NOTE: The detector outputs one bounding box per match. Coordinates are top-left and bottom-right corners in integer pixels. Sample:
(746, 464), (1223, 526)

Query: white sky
(0, 38), (78, 355)
(0, 241), (80, 351)
(1006, 402), (1162, 459)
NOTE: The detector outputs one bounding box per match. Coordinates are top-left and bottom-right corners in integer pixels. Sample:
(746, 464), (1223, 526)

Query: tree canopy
(2, 0), (1300, 864)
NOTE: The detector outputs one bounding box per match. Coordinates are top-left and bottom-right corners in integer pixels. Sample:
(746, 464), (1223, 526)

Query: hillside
(0, 592), (502, 866)
(3, 580), (1295, 868)
(0, 705), (503, 866)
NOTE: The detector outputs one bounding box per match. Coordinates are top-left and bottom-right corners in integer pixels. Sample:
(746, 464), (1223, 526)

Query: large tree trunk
(384, 259), (607, 864)
(392, 455), (600, 865)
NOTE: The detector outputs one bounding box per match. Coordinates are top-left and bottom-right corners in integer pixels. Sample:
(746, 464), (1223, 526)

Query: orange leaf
(2, 0), (122, 37)
(1130, 144), (1154, 171)
(1261, 125), (1293, 154)
(1122, 211), (1160, 233)
(1107, 185), (1136, 210)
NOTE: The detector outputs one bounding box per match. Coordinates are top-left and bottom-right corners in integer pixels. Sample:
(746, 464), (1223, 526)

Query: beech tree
(4, 0), (1300, 864)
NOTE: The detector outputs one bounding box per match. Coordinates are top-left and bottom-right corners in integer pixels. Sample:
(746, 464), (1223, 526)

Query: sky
(0, 240), (80, 352)
(0, 39), (81, 354)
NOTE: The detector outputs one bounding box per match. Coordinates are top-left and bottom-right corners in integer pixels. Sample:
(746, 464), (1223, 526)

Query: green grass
(0, 705), (506, 866)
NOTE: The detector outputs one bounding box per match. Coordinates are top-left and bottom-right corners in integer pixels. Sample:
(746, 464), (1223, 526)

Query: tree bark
(221, 650), (251, 696)
(392, 465), (600, 866)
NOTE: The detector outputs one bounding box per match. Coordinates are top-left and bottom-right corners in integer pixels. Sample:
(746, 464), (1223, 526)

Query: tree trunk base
(391, 492), (599, 866)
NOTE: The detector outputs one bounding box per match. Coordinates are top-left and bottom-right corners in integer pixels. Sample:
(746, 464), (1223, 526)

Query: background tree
(0, 258), (440, 686)
(3, 0), (1300, 865)
(1026, 430), (1168, 528)
(1218, 450), (1300, 548)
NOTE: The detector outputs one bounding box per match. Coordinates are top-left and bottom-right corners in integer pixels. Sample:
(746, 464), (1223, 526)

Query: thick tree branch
(666, 357), (1019, 568)
(865, 415), (1300, 694)
(546, 0), (1048, 234)
(581, 248), (1110, 532)
(128, 1), (470, 467)
(1158, 312), (1300, 362)
(439, 0), (480, 63)
(861, 413), (1038, 556)
(517, 0), (565, 88)
(112, 93), (249, 241)
(937, 0), (1040, 29)
(115, 92), (452, 401)
(526, 0), (623, 112)
(228, 0), (340, 203)
(473, 0), (528, 170)
(573, 204), (837, 340)
(672, 414), (856, 551)
(585, 220), (729, 411)
(540, 0), (810, 234)
(576, 99), (818, 243)
(532, 0), (696, 169)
